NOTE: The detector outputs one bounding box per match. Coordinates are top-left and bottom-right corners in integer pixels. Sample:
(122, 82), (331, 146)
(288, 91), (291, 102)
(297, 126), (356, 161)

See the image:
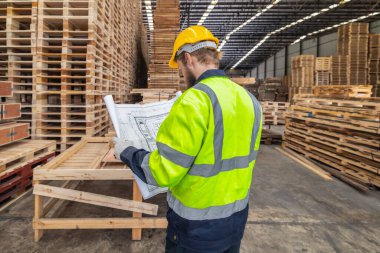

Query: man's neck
(194, 65), (218, 80)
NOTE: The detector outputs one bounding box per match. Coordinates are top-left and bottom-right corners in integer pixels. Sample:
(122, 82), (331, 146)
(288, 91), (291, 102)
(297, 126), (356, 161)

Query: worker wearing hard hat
(114, 26), (262, 253)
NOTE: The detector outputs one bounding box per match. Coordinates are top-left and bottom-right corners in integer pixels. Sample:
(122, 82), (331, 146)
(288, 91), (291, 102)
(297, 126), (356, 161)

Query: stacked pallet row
(336, 23), (369, 85)
(315, 57), (331, 86)
(283, 95), (380, 188)
(0, 81), (56, 205)
(261, 101), (289, 125)
(148, 0), (180, 90)
(0, 0), (37, 125)
(331, 56), (348, 84)
(289, 55), (315, 101)
(368, 34), (380, 96)
(3, 0), (146, 152)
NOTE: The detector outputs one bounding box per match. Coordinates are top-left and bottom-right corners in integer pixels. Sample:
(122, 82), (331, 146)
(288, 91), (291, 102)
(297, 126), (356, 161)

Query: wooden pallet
(313, 85), (373, 98)
(231, 77), (256, 86)
(0, 139), (56, 172)
(33, 137), (167, 242)
(315, 71), (330, 86)
(0, 152), (55, 204)
(261, 129), (282, 144)
(315, 57), (332, 71)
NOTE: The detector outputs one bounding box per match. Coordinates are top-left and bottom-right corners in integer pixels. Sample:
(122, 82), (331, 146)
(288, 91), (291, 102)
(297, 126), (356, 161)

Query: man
(114, 26), (262, 253)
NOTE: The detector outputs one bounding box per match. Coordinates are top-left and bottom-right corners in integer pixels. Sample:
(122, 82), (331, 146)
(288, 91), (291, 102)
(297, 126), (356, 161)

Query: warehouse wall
(247, 20), (380, 78)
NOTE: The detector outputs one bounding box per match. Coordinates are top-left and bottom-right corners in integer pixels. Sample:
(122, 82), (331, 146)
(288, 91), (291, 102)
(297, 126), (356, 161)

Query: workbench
(33, 137), (167, 242)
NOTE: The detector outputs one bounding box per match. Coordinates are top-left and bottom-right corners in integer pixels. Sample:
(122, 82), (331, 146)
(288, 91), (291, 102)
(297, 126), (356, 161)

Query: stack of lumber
(368, 34), (380, 96)
(289, 55), (315, 101)
(313, 85), (372, 99)
(1, 0), (147, 152)
(283, 94), (380, 188)
(0, 82), (29, 146)
(336, 23), (369, 85)
(315, 57), (331, 86)
(148, 0), (180, 89)
(0, 1), (37, 124)
(130, 88), (177, 104)
(331, 56), (349, 85)
(258, 77), (287, 102)
(261, 101), (289, 125)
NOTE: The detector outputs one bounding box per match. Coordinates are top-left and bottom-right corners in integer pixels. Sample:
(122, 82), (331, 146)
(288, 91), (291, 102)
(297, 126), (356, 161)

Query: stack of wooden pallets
(261, 101), (289, 125)
(336, 23), (369, 85)
(0, 1), (37, 125)
(0, 82), (56, 206)
(148, 0), (180, 90)
(331, 56), (348, 85)
(283, 94), (380, 188)
(368, 34), (380, 96)
(289, 55), (315, 101)
(315, 57), (331, 86)
(1, 0), (147, 152)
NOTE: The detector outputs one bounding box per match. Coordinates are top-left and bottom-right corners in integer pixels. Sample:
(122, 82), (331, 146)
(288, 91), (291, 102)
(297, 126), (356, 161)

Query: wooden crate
(0, 82), (13, 97)
(33, 137), (167, 242)
(0, 122), (29, 146)
(1, 103), (21, 120)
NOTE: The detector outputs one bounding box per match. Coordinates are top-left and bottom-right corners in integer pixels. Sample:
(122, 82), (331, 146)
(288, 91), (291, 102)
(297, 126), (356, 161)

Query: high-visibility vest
(140, 75), (263, 220)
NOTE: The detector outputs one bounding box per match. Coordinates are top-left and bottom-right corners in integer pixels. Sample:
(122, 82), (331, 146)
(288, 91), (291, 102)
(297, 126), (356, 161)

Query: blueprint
(104, 93), (181, 199)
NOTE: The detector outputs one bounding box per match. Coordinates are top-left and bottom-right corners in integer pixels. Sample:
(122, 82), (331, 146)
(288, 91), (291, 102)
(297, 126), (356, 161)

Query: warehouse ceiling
(142, 0), (380, 71)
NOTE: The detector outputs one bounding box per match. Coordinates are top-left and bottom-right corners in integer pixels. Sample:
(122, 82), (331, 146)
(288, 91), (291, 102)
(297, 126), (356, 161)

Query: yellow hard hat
(169, 26), (219, 69)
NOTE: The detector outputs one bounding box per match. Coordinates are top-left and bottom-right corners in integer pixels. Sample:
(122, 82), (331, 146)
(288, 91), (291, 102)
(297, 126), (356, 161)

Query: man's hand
(113, 137), (134, 160)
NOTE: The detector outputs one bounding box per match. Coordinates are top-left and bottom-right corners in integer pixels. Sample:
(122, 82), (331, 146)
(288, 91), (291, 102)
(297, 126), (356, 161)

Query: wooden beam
(33, 169), (134, 180)
(33, 218), (168, 229)
(33, 184), (158, 215)
(132, 181), (143, 240)
(275, 147), (332, 181)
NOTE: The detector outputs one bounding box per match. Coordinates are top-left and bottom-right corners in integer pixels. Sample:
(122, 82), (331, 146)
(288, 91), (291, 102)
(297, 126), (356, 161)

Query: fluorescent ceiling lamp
(198, 0), (218, 26)
(218, 0), (282, 51)
(292, 12), (380, 45)
(230, 1), (352, 69)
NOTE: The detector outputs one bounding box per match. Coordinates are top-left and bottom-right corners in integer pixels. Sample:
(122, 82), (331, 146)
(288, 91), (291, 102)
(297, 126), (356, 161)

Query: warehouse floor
(0, 145), (379, 253)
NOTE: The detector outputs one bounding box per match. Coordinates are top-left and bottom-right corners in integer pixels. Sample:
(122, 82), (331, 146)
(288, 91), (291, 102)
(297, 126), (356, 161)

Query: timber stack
(283, 94), (380, 189)
(335, 23), (369, 85)
(0, 81), (56, 205)
(148, 0), (180, 90)
(0, 0), (146, 152)
(368, 34), (380, 96)
(289, 55), (315, 101)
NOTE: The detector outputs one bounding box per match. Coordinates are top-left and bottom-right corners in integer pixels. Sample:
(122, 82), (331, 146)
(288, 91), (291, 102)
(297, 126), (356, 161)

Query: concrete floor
(0, 145), (379, 253)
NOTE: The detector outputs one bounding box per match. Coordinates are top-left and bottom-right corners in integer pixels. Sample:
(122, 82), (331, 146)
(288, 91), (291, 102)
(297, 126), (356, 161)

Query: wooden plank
(33, 168), (134, 180)
(132, 180), (143, 240)
(33, 218), (168, 230)
(276, 147), (332, 180)
(33, 184), (158, 216)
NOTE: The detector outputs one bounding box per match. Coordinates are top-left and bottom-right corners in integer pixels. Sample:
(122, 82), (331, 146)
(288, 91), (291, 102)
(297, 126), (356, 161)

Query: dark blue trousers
(165, 237), (241, 253)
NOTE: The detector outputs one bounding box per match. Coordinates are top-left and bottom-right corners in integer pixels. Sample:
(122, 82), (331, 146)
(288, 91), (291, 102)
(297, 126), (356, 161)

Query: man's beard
(184, 65), (197, 88)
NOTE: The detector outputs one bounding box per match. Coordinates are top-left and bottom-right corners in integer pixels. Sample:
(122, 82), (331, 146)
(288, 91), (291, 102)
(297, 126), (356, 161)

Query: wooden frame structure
(33, 137), (167, 242)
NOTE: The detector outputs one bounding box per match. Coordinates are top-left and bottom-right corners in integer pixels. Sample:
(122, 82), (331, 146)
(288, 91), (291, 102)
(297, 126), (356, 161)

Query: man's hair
(176, 47), (222, 68)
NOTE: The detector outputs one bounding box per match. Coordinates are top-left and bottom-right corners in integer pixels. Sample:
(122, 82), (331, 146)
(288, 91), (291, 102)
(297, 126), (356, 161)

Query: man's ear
(184, 53), (193, 67)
